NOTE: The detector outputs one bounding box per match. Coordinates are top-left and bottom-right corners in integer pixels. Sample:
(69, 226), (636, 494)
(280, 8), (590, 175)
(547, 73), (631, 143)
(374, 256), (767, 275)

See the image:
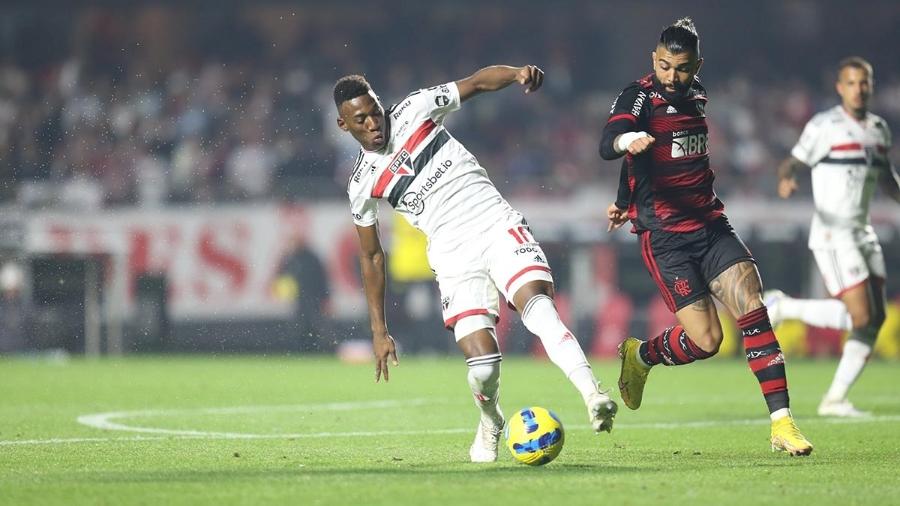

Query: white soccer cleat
(817, 398), (871, 418)
(586, 389), (618, 433)
(763, 289), (787, 327)
(469, 418), (505, 463)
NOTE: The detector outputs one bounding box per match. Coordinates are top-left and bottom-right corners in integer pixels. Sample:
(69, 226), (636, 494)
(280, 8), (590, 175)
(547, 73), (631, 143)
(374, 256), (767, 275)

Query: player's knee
(849, 308), (871, 330)
(688, 327), (722, 355)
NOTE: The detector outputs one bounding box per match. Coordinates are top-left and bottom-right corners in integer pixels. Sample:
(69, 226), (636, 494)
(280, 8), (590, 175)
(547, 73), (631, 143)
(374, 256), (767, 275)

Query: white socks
(466, 353), (504, 426)
(824, 339), (873, 402)
(770, 408), (791, 421)
(779, 297), (852, 330)
(520, 295), (599, 403)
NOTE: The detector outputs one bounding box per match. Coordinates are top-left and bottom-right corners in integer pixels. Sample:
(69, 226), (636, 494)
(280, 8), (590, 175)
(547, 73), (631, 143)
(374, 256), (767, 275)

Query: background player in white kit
(333, 65), (618, 463)
(768, 57), (900, 417)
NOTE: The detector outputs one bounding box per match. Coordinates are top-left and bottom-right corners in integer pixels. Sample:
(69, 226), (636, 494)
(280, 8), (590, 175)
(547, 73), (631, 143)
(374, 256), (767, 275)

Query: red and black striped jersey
(600, 74), (724, 233)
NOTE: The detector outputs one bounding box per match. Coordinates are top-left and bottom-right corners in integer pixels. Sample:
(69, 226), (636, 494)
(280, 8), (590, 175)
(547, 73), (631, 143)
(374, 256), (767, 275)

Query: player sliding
(600, 17), (813, 455)
(334, 65), (617, 463)
(765, 57), (899, 417)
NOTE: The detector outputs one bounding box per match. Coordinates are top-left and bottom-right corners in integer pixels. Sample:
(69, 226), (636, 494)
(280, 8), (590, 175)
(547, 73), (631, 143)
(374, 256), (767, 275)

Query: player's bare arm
(455, 65), (543, 102)
(708, 261), (765, 317)
(775, 156), (810, 199)
(355, 224), (398, 382)
(878, 166), (900, 203)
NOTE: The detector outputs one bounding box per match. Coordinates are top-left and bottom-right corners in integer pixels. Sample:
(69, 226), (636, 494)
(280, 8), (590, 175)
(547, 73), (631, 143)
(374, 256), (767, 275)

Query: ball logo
(673, 278), (692, 296)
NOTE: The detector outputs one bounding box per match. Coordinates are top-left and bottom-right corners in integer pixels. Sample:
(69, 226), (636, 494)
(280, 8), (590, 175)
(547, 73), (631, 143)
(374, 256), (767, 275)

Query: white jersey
(347, 82), (514, 249)
(791, 105), (893, 248)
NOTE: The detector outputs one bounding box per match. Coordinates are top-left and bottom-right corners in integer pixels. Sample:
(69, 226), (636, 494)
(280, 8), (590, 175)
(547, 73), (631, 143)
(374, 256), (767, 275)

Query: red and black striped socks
(738, 307), (790, 414)
(638, 325), (715, 366)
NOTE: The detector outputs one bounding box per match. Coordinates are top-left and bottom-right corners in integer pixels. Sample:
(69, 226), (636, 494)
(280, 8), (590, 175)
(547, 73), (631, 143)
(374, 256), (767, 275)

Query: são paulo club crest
(673, 278), (692, 297)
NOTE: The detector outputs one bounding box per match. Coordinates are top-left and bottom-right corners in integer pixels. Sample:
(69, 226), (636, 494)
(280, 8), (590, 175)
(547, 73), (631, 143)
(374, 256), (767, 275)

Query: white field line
(75, 399), (434, 438)
(0, 406), (897, 447)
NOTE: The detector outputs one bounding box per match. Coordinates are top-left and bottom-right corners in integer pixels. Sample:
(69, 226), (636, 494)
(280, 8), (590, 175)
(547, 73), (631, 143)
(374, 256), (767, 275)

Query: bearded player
(335, 65), (617, 463)
(601, 17), (813, 455)
(766, 57), (899, 417)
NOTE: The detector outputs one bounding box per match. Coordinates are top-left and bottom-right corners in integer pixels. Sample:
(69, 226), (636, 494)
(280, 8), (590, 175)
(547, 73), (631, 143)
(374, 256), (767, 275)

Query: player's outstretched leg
(737, 305), (813, 456)
(515, 283), (616, 433)
(618, 319), (716, 410)
(763, 289), (852, 329)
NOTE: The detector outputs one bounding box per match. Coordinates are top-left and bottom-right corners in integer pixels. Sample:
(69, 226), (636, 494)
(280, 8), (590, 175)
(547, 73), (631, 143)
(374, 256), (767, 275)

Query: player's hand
(777, 177), (798, 199)
(607, 203), (628, 232)
(627, 135), (655, 155)
(373, 331), (399, 383)
(517, 65), (544, 94)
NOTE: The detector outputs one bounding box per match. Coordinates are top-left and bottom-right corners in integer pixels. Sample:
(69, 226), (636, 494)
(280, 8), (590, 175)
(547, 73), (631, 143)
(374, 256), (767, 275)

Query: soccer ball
(505, 406), (565, 465)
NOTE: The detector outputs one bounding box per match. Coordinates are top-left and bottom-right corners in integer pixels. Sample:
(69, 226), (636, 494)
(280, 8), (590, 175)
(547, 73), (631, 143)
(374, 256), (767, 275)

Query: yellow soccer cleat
(617, 337), (651, 410)
(770, 416), (814, 456)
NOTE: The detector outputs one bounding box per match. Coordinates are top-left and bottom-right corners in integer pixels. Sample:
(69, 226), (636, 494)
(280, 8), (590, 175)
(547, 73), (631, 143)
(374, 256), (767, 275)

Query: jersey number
(508, 226), (533, 244)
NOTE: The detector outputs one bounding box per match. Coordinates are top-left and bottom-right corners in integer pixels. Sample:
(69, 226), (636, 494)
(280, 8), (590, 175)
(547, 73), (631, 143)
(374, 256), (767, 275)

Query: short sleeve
(349, 194), (378, 227)
(791, 116), (829, 166)
(418, 82), (461, 123)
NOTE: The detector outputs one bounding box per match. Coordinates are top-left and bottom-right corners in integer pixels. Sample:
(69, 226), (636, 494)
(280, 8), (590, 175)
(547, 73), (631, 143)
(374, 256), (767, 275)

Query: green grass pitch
(1, 354), (898, 505)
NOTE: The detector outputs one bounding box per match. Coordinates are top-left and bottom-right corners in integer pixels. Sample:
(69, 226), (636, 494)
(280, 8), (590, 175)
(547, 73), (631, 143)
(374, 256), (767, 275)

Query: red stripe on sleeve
(607, 113), (637, 124)
(830, 142), (863, 151)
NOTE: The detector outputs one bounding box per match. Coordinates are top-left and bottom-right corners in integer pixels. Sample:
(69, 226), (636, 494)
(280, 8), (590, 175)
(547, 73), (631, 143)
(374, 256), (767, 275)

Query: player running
(600, 17), (813, 455)
(334, 65), (617, 463)
(766, 57), (899, 417)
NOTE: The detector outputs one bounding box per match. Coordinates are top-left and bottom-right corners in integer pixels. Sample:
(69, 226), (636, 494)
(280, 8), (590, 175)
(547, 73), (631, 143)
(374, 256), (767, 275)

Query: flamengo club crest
(673, 278), (692, 296)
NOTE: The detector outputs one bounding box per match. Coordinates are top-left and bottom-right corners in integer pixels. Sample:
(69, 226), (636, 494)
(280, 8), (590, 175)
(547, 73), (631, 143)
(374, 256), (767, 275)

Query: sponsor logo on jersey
(351, 163), (366, 183)
(434, 95), (450, 107)
(533, 255), (545, 264)
(514, 246), (539, 255)
(399, 159), (452, 215)
(392, 99), (412, 119)
(671, 132), (708, 158)
(631, 91), (647, 117)
(441, 296), (450, 310)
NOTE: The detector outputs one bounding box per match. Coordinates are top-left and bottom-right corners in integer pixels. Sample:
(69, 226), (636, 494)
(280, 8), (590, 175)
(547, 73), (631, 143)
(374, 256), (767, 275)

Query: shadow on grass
(82, 462), (646, 484)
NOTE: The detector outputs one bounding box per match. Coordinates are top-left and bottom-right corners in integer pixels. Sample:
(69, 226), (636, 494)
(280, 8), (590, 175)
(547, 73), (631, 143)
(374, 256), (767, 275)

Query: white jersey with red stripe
(347, 82), (514, 247)
(791, 105), (893, 248)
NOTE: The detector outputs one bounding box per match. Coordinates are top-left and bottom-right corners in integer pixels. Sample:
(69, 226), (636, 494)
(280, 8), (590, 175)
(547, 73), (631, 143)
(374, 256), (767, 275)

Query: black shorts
(638, 216), (754, 313)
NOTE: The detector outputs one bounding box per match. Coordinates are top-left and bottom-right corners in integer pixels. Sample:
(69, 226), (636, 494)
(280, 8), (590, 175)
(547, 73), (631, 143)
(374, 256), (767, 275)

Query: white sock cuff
(521, 294), (554, 320)
(466, 353), (503, 368)
(843, 338), (873, 356)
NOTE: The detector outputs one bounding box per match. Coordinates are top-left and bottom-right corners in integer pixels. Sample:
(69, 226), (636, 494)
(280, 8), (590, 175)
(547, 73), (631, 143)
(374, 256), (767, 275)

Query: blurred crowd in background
(1, 1), (899, 209)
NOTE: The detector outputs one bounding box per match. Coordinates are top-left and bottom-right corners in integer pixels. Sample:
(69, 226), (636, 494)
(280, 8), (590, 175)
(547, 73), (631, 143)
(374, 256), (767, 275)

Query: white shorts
(430, 212), (554, 333)
(812, 240), (886, 297)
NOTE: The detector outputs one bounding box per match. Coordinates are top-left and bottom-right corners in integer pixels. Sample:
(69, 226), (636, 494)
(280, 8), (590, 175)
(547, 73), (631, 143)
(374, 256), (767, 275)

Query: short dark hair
(837, 57), (873, 79)
(333, 75), (372, 108)
(659, 17), (699, 56)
